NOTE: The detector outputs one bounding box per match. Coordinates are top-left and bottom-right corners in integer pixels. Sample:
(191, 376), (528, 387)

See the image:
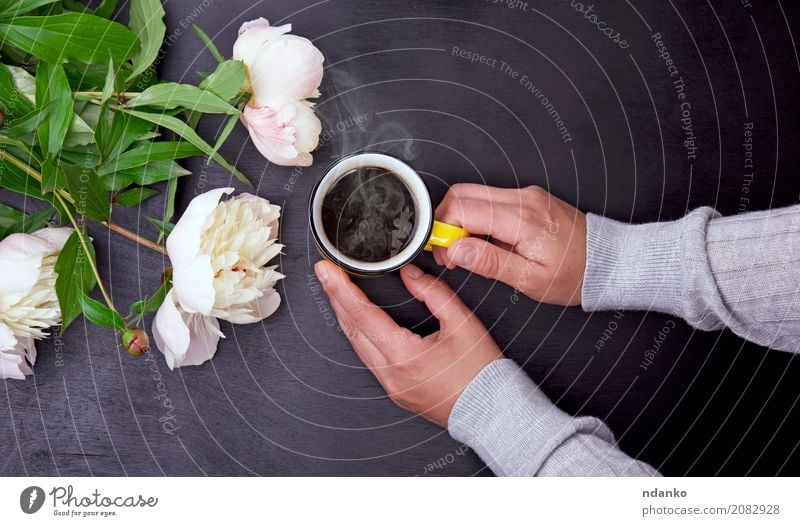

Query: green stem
(0, 149), (169, 319)
(1, 150), (119, 316)
(0, 148), (76, 205)
(105, 221), (166, 254)
(0, 150), (118, 316)
(0, 149), (164, 254)
(73, 91), (141, 100)
(57, 192), (121, 318)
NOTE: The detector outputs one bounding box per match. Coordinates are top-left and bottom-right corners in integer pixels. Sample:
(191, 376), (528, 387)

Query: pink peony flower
(239, 101), (322, 167)
(232, 18), (324, 166)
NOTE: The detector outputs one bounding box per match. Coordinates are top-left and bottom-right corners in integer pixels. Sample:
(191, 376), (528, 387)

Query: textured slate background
(2, 0), (800, 476)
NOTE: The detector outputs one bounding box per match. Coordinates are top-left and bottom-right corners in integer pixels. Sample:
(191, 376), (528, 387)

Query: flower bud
(122, 328), (150, 356)
(0, 109), (5, 126)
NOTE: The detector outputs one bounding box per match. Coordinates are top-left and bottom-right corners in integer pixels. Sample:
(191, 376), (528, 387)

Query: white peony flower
(0, 227), (72, 380)
(152, 188), (283, 369)
(232, 17), (324, 167)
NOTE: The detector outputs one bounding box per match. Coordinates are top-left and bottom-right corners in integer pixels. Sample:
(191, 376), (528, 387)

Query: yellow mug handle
(424, 220), (469, 251)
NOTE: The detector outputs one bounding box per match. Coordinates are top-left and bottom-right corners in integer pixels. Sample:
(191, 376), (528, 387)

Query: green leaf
(146, 217), (175, 237)
(40, 157), (67, 194)
(0, 0), (58, 17)
(210, 113), (239, 160)
(126, 0), (166, 83)
(10, 206), (54, 234)
(127, 83), (240, 115)
(0, 149), (43, 197)
(101, 59), (116, 105)
(55, 230), (97, 331)
(0, 13), (139, 65)
(129, 274), (171, 317)
(95, 109), (155, 161)
(78, 290), (126, 330)
(192, 24), (224, 64)
(58, 146), (100, 168)
(157, 177), (177, 243)
(0, 203), (53, 236)
(62, 164), (110, 221)
(119, 160), (191, 186)
(0, 65), (35, 120)
(199, 60), (246, 101)
(4, 101), (54, 138)
(0, 147), (72, 222)
(99, 160), (190, 191)
(114, 186), (159, 207)
(35, 63), (73, 156)
(97, 141), (200, 176)
(120, 108), (253, 187)
(0, 203), (25, 228)
(64, 61), (111, 91)
(93, 0), (120, 19)
(4, 65), (35, 101)
(64, 111), (95, 148)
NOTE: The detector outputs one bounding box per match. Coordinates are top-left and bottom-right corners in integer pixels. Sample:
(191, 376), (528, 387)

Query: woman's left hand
(314, 260), (502, 428)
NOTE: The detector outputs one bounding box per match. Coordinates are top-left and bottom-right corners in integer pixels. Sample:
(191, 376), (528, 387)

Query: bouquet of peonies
(0, 1), (324, 379)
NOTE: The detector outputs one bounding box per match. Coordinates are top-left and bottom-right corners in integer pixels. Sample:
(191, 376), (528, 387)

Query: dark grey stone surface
(2, 0), (800, 476)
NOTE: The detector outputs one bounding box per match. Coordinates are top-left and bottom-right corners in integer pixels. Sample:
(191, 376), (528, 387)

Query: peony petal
(19, 336), (36, 367)
(234, 193), (281, 234)
(180, 314), (223, 367)
(241, 102), (320, 167)
(32, 226), (73, 252)
(153, 289), (222, 369)
(291, 102), (322, 156)
(0, 323), (17, 351)
(0, 354), (28, 380)
(0, 323), (33, 380)
(232, 18), (292, 68)
(152, 289), (190, 370)
(249, 289), (282, 323)
(248, 34), (324, 107)
(167, 188), (233, 315)
(172, 254), (216, 315)
(0, 233), (50, 295)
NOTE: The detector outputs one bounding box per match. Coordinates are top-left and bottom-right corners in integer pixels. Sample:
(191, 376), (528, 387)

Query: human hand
(314, 260), (502, 428)
(432, 184), (587, 306)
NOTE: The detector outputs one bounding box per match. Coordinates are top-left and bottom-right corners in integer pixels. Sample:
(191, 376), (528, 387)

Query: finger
(439, 183), (534, 208)
(435, 184), (547, 223)
(399, 264), (473, 331)
(315, 260), (407, 354)
(432, 245), (447, 266)
(327, 296), (386, 369)
(435, 198), (530, 247)
(442, 237), (539, 292)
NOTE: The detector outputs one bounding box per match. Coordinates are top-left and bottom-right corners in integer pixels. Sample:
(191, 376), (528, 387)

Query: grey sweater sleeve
(448, 359), (659, 476)
(582, 205), (800, 353)
(448, 205), (800, 476)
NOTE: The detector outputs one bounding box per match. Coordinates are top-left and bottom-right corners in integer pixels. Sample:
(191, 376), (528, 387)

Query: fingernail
(450, 242), (476, 267)
(404, 264), (424, 279)
(315, 260), (329, 283)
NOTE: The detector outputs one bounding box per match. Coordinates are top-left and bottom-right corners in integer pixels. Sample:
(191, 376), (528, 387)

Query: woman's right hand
(432, 184), (587, 306)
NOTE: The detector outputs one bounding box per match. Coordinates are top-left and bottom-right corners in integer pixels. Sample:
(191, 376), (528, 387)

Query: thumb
(446, 237), (534, 290)
(399, 264), (472, 330)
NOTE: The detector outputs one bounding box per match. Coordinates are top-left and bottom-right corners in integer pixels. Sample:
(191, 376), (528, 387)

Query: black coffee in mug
(321, 167), (416, 262)
(309, 152), (468, 276)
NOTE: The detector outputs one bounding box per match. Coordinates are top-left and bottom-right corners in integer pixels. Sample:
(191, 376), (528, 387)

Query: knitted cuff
(581, 209), (717, 316)
(448, 359), (596, 476)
